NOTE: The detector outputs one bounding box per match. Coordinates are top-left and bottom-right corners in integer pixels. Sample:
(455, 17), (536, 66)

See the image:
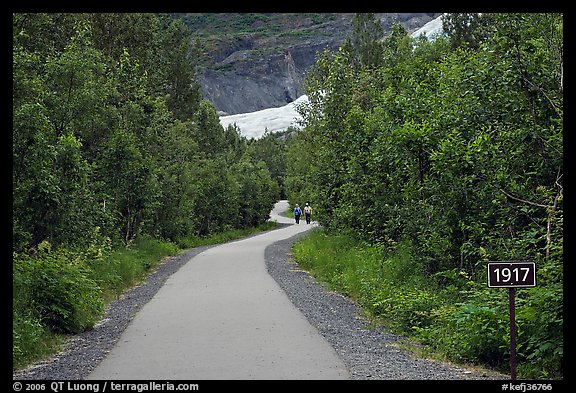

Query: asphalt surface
(86, 201), (349, 380)
(13, 200), (507, 381)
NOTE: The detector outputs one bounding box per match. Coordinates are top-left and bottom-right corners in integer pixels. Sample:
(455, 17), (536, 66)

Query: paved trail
(87, 201), (349, 380)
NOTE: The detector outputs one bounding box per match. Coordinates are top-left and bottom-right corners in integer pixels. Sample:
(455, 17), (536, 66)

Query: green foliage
(88, 235), (179, 300)
(516, 284), (563, 378)
(287, 13), (562, 378)
(293, 228), (562, 378)
(13, 12), (279, 249)
(13, 243), (104, 334)
(248, 130), (289, 198)
(12, 310), (63, 370)
(233, 154), (280, 228)
(13, 12), (288, 370)
(293, 232), (441, 335)
(348, 13), (386, 70)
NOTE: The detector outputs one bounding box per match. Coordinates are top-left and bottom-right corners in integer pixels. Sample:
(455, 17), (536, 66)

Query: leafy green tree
(248, 130), (288, 198)
(158, 18), (203, 121)
(441, 13), (496, 49)
(13, 13), (84, 61)
(14, 19), (108, 250)
(193, 157), (238, 236)
(89, 13), (160, 69)
(42, 19), (112, 162)
(12, 100), (60, 249)
(288, 12), (562, 377)
(144, 111), (202, 240)
(233, 152), (280, 228)
(97, 129), (157, 244)
(349, 13), (385, 70)
(193, 99), (228, 157)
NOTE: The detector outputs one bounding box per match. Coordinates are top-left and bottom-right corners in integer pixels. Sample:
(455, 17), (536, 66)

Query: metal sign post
(508, 287), (517, 380)
(487, 261), (536, 380)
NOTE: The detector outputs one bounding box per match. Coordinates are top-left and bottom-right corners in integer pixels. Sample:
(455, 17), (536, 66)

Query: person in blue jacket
(293, 204), (302, 224)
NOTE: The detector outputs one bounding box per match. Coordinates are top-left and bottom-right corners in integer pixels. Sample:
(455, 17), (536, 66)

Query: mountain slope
(219, 14), (445, 139)
(179, 13), (441, 115)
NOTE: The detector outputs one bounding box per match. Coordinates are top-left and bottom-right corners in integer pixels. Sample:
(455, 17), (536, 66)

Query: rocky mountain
(177, 13), (441, 115)
(218, 14), (446, 140)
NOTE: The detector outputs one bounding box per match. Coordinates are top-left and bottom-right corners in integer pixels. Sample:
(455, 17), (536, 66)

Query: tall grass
(87, 235), (180, 301)
(291, 229), (442, 334)
(290, 228), (562, 379)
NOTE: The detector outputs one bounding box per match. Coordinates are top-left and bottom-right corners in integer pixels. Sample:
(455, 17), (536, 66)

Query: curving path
(87, 201), (348, 380)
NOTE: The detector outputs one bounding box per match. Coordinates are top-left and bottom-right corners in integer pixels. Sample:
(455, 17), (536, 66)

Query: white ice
(219, 95), (309, 139)
(410, 14), (444, 39)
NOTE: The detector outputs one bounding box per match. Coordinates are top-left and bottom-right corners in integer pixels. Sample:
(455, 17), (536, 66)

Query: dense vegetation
(13, 13), (280, 369)
(13, 12), (563, 379)
(285, 13), (563, 378)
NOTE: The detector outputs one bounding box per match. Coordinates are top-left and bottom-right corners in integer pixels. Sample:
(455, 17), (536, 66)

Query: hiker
(303, 202), (312, 224)
(294, 204), (302, 224)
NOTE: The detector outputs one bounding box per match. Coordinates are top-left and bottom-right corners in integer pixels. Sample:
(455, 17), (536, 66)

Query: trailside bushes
(292, 228), (561, 378)
(287, 13), (562, 378)
(13, 13), (283, 370)
(13, 242), (104, 335)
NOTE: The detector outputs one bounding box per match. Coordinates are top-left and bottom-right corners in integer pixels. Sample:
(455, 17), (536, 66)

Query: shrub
(12, 308), (63, 370)
(13, 242), (104, 334)
(516, 284), (563, 379)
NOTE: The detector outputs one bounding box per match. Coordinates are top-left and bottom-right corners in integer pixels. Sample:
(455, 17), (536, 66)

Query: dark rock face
(198, 40), (341, 115)
(194, 13), (441, 115)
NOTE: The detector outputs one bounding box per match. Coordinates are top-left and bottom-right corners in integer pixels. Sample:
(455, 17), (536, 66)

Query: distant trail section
(87, 200), (348, 380)
(268, 199), (294, 224)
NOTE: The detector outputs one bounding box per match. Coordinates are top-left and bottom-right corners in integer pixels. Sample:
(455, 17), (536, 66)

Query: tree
(158, 18), (203, 121)
(98, 129), (156, 244)
(13, 18), (110, 250)
(248, 131), (287, 199)
(349, 13), (385, 70)
(193, 99), (227, 157)
(42, 19), (111, 160)
(233, 153), (280, 228)
(441, 13), (496, 50)
(89, 13), (160, 70)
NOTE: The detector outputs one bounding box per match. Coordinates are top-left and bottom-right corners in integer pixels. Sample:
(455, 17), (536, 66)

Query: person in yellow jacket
(303, 202), (312, 224)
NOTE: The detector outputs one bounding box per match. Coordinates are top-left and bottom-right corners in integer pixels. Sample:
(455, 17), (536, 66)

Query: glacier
(219, 94), (308, 139)
(410, 13), (444, 39)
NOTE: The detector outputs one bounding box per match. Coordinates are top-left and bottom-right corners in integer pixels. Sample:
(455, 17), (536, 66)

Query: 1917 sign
(487, 261), (536, 288)
(487, 261), (537, 379)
